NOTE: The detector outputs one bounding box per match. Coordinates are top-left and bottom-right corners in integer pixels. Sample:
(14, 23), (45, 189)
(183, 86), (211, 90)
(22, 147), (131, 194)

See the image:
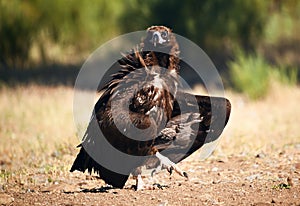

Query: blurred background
(0, 0), (300, 192)
(1, 0), (299, 97)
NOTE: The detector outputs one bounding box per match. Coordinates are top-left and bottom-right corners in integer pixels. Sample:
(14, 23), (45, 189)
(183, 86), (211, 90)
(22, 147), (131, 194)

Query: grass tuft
(228, 49), (270, 100)
(228, 49), (298, 100)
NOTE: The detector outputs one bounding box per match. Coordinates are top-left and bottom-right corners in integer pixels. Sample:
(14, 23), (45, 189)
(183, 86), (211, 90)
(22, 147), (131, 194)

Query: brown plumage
(70, 26), (231, 190)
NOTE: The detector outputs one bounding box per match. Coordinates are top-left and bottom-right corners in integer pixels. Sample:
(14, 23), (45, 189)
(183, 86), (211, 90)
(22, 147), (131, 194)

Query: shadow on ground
(0, 62), (209, 90)
(0, 64), (81, 87)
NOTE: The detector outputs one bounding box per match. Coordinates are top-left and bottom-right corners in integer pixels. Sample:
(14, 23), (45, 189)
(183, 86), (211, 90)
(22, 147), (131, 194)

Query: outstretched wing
(143, 91), (231, 170)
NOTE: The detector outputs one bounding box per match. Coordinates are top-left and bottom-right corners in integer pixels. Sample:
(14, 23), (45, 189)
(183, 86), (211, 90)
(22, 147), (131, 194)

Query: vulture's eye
(151, 31), (168, 46)
(161, 31), (168, 39)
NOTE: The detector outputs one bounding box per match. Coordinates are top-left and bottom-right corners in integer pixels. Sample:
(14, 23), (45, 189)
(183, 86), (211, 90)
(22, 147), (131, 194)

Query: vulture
(70, 26), (231, 190)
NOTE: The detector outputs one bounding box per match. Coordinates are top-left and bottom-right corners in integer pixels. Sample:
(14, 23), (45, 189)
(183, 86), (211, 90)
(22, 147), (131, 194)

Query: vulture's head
(147, 26), (172, 47)
(141, 26), (180, 72)
(142, 26), (179, 55)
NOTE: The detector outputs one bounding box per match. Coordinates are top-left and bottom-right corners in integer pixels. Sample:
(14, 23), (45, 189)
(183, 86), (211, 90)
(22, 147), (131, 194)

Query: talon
(151, 169), (156, 177)
(183, 172), (188, 178)
(168, 167), (173, 175)
(155, 152), (186, 178)
(131, 185), (137, 190)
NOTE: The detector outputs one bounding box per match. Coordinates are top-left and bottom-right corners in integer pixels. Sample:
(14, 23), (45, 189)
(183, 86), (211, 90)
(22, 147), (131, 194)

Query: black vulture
(70, 26), (231, 190)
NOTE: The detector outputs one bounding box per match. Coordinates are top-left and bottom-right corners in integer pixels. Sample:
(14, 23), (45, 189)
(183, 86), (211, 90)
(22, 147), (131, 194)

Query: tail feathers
(70, 147), (129, 188)
(70, 146), (91, 173)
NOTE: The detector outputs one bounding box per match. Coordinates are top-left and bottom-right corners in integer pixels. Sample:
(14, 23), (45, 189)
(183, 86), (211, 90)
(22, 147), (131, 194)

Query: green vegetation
(229, 49), (298, 99)
(0, 1), (38, 68)
(119, 0), (268, 51)
(0, 0), (270, 67)
(228, 50), (270, 100)
(272, 66), (298, 86)
(0, 170), (11, 181)
(272, 183), (291, 190)
(0, 0), (123, 67)
(0, 0), (299, 99)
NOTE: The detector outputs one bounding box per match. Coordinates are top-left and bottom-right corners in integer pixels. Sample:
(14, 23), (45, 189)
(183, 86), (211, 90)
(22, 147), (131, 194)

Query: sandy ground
(1, 147), (300, 206)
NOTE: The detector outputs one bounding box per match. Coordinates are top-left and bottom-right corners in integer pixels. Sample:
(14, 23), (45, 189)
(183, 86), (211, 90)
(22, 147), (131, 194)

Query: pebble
(287, 176), (293, 187)
(212, 180), (221, 184)
(246, 174), (261, 181)
(255, 152), (266, 158)
(158, 200), (168, 206)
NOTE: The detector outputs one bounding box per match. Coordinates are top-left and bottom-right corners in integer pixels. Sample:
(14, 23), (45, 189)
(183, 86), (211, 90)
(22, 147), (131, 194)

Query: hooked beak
(151, 31), (168, 47)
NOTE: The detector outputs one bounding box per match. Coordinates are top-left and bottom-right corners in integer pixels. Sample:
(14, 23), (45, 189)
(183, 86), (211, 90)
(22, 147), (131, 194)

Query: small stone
(158, 200), (168, 206)
(246, 174), (260, 181)
(217, 157), (228, 163)
(294, 163), (300, 170)
(41, 184), (60, 193)
(41, 182), (72, 193)
(255, 152), (266, 158)
(62, 184), (81, 193)
(212, 180), (221, 184)
(287, 177), (293, 187)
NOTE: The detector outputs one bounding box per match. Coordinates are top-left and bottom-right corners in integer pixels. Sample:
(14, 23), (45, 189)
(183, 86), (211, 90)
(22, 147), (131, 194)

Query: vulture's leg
(155, 151), (188, 178)
(151, 160), (163, 177)
(133, 174), (155, 191)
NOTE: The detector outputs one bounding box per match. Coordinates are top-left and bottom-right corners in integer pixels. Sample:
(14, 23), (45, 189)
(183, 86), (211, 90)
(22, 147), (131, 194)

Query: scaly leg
(155, 151), (188, 178)
(134, 174), (155, 191)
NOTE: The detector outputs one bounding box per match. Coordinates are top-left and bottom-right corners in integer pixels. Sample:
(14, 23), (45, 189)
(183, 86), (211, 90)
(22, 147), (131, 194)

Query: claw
(167, 166), (173, 175)
(183, 171), (188, 178)
(155, 152), (188, 179)
(151, 169), (156, 177)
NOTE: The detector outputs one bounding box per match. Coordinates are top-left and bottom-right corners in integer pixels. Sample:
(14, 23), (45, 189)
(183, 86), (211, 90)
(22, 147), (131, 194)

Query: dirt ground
(1, 147), (300, 206)
(0, 85), (300, 206)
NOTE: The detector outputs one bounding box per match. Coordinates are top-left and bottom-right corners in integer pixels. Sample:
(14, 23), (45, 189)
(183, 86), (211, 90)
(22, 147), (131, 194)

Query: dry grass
(0, 83), (299, 189)
(217, 82), (300, 156)
(0, 85), (77, 173)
